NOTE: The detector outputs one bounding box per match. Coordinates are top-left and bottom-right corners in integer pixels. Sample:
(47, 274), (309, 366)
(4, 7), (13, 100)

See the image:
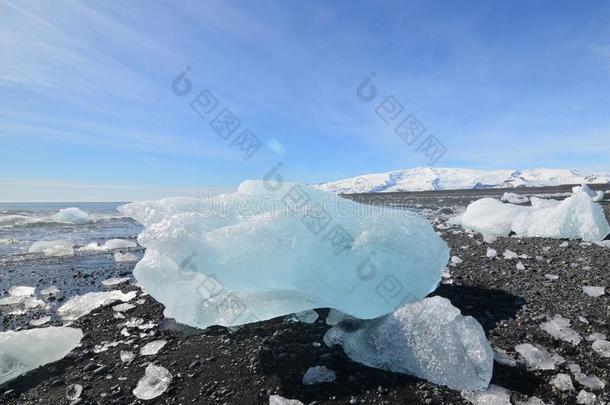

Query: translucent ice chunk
(539, 315), (582, 345)
(323, 296), (493, 391)
(29, 240), (74, 257)
(58, 290), (137, 321)
(459, 186), (610, 242)
(119, 181), (449, 328)
(0, 327), (82, 384)
(133, 364), (172, 400)
(52, 207), (91, 225)
(515, 343), (564, 370)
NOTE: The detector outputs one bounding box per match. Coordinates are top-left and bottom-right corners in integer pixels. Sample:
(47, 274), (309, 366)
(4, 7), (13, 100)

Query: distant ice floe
(52, 207), (91, 225)
(58, 290), (137, 321)
(114, 252), (139, 262)
(78, 238), (137, 253)
(0, 327), (82, 385)
(119, 181), (449, 329)
(324, 296), (493, 391)
(457, 184), (610, 242)
(28, 240), (74, 257)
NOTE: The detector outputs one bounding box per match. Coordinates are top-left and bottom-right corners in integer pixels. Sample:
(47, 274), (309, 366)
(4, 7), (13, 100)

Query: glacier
(323, 296), (493, 391)
(0, 327), (83, 385)
(458, 185), (610, 242)
(120, 180), (449, 329)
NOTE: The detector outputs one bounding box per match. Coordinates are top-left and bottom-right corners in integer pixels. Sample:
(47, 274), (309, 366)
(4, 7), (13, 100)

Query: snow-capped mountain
(318, 168), (610, 194)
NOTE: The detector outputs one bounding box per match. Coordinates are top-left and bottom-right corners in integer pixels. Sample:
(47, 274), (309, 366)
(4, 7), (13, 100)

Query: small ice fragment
(0, 327), (83, 385)
(269, 395), (304, 405)
(576, 390), (596, 405)
(9, 286), (35, 297)
(574, 372), (605, 391)
(515, 397), (546, 405)
(494, 349), (516, 367)
(93, 341), (121, 353)
(133, 364), (172, 400)
(52, 207), (90, 224)
(325, 309), (355, 326)
(324, 296), (493, 391)
(461, 384), (511, 405)
(503, 250), (518, 260)
(582, 286), (605, 298)
(515, 343), (564, 370)
(66, 383), (83, 401)
(450, 255), (463, 265)
(287, 310), (319, 324)
(539, 315), (582, 345)
(591, 339), (610, 358)
(516, 262), (525, 271)
(486, 248), (497, 258)
(544, 274), (559, 281)
(585, 332), (606, 342)
(302, 366), (336, 385)
(559, 241), (569, 248)
(591, 191), (604, 202)
(40, 285), (61, 298)
(28, 240), (74, 257)
(120, 350), (135, 363)
(29, 316), (51, 326)
(104, 239), (137, 250)
(113, 303), (136, 313)
(140, 340), (167, 356)
(23, 297), (46, 309)
(102, 277), (130, 287)
(114, 252), (139, 262)
(551, 373), (574, 391)
(58, 291), (137, 321)
(501, 192), (530, 204)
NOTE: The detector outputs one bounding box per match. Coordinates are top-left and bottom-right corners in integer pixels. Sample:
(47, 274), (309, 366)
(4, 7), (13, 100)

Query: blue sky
(1, 0), (610, 201)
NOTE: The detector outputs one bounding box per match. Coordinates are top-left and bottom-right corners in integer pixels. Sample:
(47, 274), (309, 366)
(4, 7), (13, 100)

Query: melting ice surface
(323, 296), (493, 391)
(120, 181), (449, 329)
(0, 327), (82, 385)
(458, 185), (610, 242)
(52, 207), (91, 225)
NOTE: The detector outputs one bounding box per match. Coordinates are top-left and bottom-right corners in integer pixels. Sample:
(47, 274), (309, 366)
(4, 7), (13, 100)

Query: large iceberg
(458, 185), (610, 242)
(120, 181), (449, 329)
(0, 327), (83, 385)
(323, 296), (493, 391)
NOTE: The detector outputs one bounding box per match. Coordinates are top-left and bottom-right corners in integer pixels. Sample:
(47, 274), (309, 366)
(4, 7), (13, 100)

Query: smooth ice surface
(324, 296), (493, 391)
(52, 207), (91, 224)
(133, 364), (172, 400)
(0, 327), (82, 385)
(120, 181), (449, 328)
(501, 192), (529, 204)
(302, 366), (336, 385)
(515, 343), (564, 370)
(459, 186), (610, 242)
(461, 384), (511, 405)
(287, 310), (319, 324)
(58, 290), (137, 321)
(540, 315), (582, 345)
(29, 240), (74, 256)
